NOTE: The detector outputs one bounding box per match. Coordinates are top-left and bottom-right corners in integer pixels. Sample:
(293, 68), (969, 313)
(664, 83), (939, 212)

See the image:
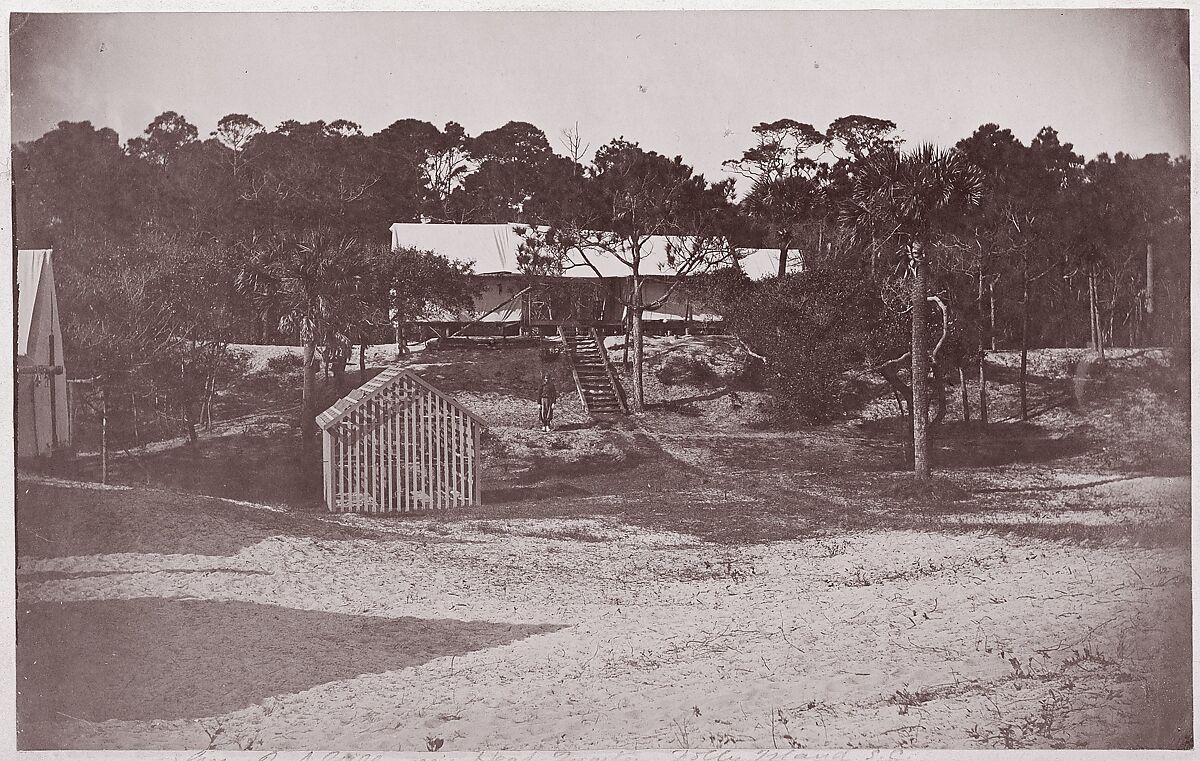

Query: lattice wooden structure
(316, 367), (485, 513)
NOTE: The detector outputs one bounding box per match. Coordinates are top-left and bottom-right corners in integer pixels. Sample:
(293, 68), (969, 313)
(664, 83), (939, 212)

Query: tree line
(13, 110), (1189, 478)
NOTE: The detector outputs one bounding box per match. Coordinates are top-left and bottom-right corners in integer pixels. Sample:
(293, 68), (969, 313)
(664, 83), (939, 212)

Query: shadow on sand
(17, 598), (561, 738)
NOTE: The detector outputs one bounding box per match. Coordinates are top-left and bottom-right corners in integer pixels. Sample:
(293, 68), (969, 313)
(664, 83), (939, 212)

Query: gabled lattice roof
(316, 366), (487, 430)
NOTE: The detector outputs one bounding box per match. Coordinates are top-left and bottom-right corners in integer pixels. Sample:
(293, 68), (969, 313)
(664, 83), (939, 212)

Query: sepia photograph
(7, 5), (1192, 754)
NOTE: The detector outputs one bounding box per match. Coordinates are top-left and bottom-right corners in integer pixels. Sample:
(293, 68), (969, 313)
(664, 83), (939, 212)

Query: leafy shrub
(696, 267), (905, 423)
(655, 354), (719, 386)
(265, 352), (305, 375)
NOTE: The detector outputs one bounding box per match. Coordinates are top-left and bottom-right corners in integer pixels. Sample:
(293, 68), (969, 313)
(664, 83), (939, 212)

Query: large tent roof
(390, 223), (789, 280)
(17, 249), (53, 358)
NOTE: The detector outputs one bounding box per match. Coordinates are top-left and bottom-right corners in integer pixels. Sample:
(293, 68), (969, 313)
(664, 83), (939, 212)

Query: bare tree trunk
(131, 392), (140, 445)
(777, 247), (787, 278)
(630, 307), (646, 412)
(1088, 268), (1106, 361)
(1019, 254), (1029, 421)
(989, 280), (997, 351)
(959, 366), (970, 423)
(359, 338), (368, 384)
(910, 245), (931, 480)
(101, 389), (109, 485)
(331, 354), (346, 390)
(977, 263), (989, 428)
(301, 338), (317, 439)
(1144, 239), (1155, 346)
(1088, 268), (1098, 350)
(622, 311), (631, 370)
(395, 318), (408, 359)
(204, 374), (217, 429)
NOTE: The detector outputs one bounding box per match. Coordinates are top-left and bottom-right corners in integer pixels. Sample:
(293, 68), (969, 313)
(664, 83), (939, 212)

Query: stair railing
(590, 327), (629, 414)
(557, 325), (592, 415)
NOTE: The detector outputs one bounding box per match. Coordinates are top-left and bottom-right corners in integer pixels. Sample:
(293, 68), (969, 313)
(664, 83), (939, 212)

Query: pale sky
(8, 9), (1191, 185)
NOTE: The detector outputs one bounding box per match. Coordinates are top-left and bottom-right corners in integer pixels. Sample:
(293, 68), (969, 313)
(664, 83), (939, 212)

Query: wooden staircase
(558, 326), (629, 417)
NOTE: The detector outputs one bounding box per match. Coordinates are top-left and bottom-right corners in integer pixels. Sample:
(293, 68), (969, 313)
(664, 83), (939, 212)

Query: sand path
(17, 512), (1189, 751)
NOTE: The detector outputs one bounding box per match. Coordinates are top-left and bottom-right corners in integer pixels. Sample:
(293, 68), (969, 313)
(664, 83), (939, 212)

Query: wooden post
(48, 334), (59, 449)
(322, 429), (333, 511)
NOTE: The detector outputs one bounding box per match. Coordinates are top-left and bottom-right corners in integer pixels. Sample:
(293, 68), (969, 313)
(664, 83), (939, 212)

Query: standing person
(537, 371), (558, 432)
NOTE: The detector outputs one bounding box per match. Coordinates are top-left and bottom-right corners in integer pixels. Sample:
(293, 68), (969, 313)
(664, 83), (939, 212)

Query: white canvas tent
(16, 249), (71, 458)
(390, 222), (790, 279)
(389, 223), (794, 328)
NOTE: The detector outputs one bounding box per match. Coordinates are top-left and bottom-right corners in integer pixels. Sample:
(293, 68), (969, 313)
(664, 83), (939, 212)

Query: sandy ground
(16, 340), (1191, 751)
(16, 473), (1190, 751)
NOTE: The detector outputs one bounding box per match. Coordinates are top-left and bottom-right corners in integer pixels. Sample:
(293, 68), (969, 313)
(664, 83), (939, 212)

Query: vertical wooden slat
(472, 423), (481, 504)
(344, 420), (350, 512)
(411, 379), (419, 513)
(381, 393), (389, 513)
(458, 409), (466, 506)
(344, 414), (351, 512)
(400, 376), (410, 508)
(445, 399), (453, 509)
(363, 404), (369, 514)
(417, 387), (426, 512)
(385, 385), (393, 513)
(396, 386), (402, 513)
(356, 409), (363, 511)
(452, 405), (460, 506)
(417, 386), (425, 513)
(432, 393), (440, 511)
(464, 413), (471, 505)
(450, 408), (458, 507)
(379, 390), (386, 514)
(373, 396), (381, 514)
(372, 397), (379, 514)
(430, 390), (438, 511)
(438, 395), (447, 510)
(408, 376), (417, 508)
(390, 384), (398, 513)
(322, 430), (331, 511)
(357, 407), (363, 513)
(393, 385), (400, 513)
(352, 410), (359, 511)
(428, 393), (436, 512)
(464, 416), (472, 507)
(367, 398), (374, 513)
(381, 388), (388, 513)
(441, 393), (451, 506)
(456, 409), (465, 506)
(406, 379), (414, 514)
(427, 391), (436, 508)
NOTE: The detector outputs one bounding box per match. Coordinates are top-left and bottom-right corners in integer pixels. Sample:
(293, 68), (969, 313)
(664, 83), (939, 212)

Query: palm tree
(743, 173), (825, 276)
(843, 144), (983, 479)
(236, 230), (376, 439)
